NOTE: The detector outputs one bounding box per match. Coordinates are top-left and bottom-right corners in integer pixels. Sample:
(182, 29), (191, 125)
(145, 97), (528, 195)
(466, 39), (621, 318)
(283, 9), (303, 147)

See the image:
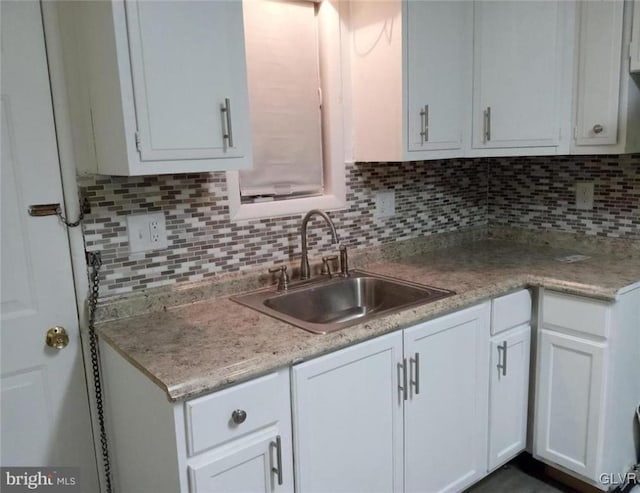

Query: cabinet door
(404, 303), (490, 493)
(632, 0), (640, 73)
(125, 0), (250, 162)
(292, 332), (404, 493)
(534, 329), (606, 480)
(473, 2), (564, 149)
(488, 324), (531, 471)
(188, 431), (291, 493)
(406, 1), (472, 153)
(574, 1), (623, 146)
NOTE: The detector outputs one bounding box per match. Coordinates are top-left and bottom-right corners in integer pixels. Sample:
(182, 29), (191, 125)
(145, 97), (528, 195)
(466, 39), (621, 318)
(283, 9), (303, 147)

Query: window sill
(226, 184), (346, 221)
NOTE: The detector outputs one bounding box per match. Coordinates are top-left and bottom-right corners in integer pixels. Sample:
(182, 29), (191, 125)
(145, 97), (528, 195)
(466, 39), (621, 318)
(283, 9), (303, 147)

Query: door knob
(593, 124), (604, 134)
(46, 326), (69, 349)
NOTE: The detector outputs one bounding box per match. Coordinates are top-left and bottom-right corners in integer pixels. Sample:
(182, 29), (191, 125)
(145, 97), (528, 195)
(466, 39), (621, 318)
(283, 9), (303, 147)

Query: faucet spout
(300, 209), (339, 280)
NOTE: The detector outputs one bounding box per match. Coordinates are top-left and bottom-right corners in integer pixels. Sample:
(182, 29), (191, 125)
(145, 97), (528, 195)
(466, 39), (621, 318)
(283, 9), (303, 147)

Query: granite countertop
(97, 239), (640, 402)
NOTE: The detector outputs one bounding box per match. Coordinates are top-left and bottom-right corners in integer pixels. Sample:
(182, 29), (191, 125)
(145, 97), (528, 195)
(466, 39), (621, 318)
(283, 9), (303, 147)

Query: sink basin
(231, 270), (454, 334)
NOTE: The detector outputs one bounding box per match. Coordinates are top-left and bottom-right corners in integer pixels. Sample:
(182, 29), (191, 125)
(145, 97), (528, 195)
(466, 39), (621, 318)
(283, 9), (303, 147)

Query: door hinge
(135, 131), (141, 153)
(573, 126), (578, 140)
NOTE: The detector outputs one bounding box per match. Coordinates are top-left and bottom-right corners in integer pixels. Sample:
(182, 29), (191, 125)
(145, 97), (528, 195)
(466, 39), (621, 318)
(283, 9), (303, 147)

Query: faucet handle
(321, 255), (338, 278)
(268, 265), (290, 291)
(339, 244), (349, 277)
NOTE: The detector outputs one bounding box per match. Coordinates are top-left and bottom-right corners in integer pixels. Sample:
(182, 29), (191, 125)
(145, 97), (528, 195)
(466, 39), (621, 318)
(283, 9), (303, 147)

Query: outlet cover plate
(575, 182), (594, 210)
(375, 190), (396, 218)
(127, 212), (168, 253)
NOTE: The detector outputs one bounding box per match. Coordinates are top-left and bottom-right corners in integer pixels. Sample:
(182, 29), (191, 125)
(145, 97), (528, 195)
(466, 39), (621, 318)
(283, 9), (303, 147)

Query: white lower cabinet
(188, 431), (286, 493)
(292, 303), (492, 493)
(403, 303), (491, 493)
(100, 342), (293, 493)
(533, 288), (640, 490)
(291, 332), (404, 493)
(534, 329), (606, 479)
(488, 324), (531, 471)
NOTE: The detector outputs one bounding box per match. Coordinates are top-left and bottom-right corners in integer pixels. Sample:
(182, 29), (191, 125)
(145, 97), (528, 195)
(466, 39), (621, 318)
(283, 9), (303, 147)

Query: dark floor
(465, 456), (577, 493)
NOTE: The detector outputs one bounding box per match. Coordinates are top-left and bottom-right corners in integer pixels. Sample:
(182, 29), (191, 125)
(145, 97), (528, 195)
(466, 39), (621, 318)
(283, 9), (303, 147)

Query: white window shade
(240, 0), (324, 198)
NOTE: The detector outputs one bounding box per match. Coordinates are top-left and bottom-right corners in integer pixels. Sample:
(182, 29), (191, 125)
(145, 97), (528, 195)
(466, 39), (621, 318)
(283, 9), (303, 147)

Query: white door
(534, 329), (606, 481)
(574, 1), (623, 147)
(406, 0), (472, 153)
(0, 1), (98, 489)
(473, 1), (563, 149)
(125, 0), (251, 162)
(189, 432), (288, 493)
(291, 332), (404, 493)
(488, 324), (531, 471)
(404, 303), (490, 493)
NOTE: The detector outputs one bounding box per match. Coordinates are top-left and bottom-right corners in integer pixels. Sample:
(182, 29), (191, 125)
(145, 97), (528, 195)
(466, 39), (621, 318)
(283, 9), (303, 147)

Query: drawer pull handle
(271, 435), (283, 485)
(231, 409), (247, 425)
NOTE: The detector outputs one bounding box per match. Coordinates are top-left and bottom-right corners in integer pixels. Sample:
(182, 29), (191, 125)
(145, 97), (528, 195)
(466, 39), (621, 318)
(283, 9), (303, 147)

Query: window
(227, 0), (346, 221)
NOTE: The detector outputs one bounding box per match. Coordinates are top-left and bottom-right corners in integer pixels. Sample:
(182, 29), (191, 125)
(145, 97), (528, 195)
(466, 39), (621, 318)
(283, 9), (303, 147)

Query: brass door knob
(46, 326), (69, 349)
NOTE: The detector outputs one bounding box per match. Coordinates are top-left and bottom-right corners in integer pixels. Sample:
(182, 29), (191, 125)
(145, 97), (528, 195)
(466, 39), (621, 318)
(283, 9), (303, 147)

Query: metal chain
(86, 251), (114, 493)
(56, 198), (89, 228)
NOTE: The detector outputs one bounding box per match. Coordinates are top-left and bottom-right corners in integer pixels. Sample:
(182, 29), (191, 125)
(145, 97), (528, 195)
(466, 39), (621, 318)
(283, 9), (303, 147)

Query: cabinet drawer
(542, 291), (610, 338)
(491, 290), (532, 335)
(185, 370), (289, 456)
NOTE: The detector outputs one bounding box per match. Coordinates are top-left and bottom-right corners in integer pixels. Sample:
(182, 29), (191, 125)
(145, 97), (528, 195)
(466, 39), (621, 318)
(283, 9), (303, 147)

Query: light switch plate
(127, 212), (168, 252)
(575, 182), (594, 210)
(375, 190), (396, 218)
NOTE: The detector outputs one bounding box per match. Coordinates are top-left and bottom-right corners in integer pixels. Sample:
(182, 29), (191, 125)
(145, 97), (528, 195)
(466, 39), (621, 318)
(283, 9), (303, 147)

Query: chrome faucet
(300, 209), (339, 280)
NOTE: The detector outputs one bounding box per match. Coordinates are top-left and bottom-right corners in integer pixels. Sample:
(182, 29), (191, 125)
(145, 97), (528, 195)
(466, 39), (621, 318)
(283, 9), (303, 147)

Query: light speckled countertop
(98, 239), (640, 402)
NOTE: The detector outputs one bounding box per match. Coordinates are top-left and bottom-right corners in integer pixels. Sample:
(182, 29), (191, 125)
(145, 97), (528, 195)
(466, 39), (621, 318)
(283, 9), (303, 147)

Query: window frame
(227, 0), (347, 221)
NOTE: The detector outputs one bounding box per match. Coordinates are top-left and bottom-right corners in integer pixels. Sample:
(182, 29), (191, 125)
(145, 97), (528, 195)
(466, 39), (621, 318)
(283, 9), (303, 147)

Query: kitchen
(1, 1), (639, 492)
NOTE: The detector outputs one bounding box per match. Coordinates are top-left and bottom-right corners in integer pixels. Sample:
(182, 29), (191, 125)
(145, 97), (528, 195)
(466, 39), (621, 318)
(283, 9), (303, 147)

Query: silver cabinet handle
(419, 105), (429, 144)
(410, 352), (420, 395)
(231, 409), (247, 424)
(397, 358), (408, 401)
(271, 435), (283, 485)
(497, 341), (507, 376)
(221, 97), (234, 148)
(593, 124), (604, 134)
(483, 107), (491, 143)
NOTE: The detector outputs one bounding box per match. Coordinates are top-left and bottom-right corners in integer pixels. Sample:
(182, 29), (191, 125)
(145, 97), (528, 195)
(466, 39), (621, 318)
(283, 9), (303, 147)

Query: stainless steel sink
(231, 270), (454, 334)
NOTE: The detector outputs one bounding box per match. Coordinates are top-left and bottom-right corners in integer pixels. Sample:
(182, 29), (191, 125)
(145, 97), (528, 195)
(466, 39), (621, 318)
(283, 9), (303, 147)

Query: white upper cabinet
(348, 0), (472, 162)
(574, 1), (623, 147)
(349, 0), (574, 162)
(63, 0), (252, 175)
(632, 0), (640, 72)
(572, 0), (640, 154)
(406, 1), (472, 154)
(472, 1), (568, 150)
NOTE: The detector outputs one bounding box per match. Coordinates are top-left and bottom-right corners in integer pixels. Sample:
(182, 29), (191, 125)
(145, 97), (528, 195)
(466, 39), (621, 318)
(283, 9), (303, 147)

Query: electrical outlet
(575, 182), (594, 210)
(375, 190), (396, 218)
(127, 212), (168, 252)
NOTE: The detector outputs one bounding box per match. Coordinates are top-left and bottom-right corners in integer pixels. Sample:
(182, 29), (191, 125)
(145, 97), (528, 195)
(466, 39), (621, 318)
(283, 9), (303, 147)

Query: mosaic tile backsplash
(80, 154), (639, 298)
(488, 154), (640, 239)
(80, 160), (488, 297)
